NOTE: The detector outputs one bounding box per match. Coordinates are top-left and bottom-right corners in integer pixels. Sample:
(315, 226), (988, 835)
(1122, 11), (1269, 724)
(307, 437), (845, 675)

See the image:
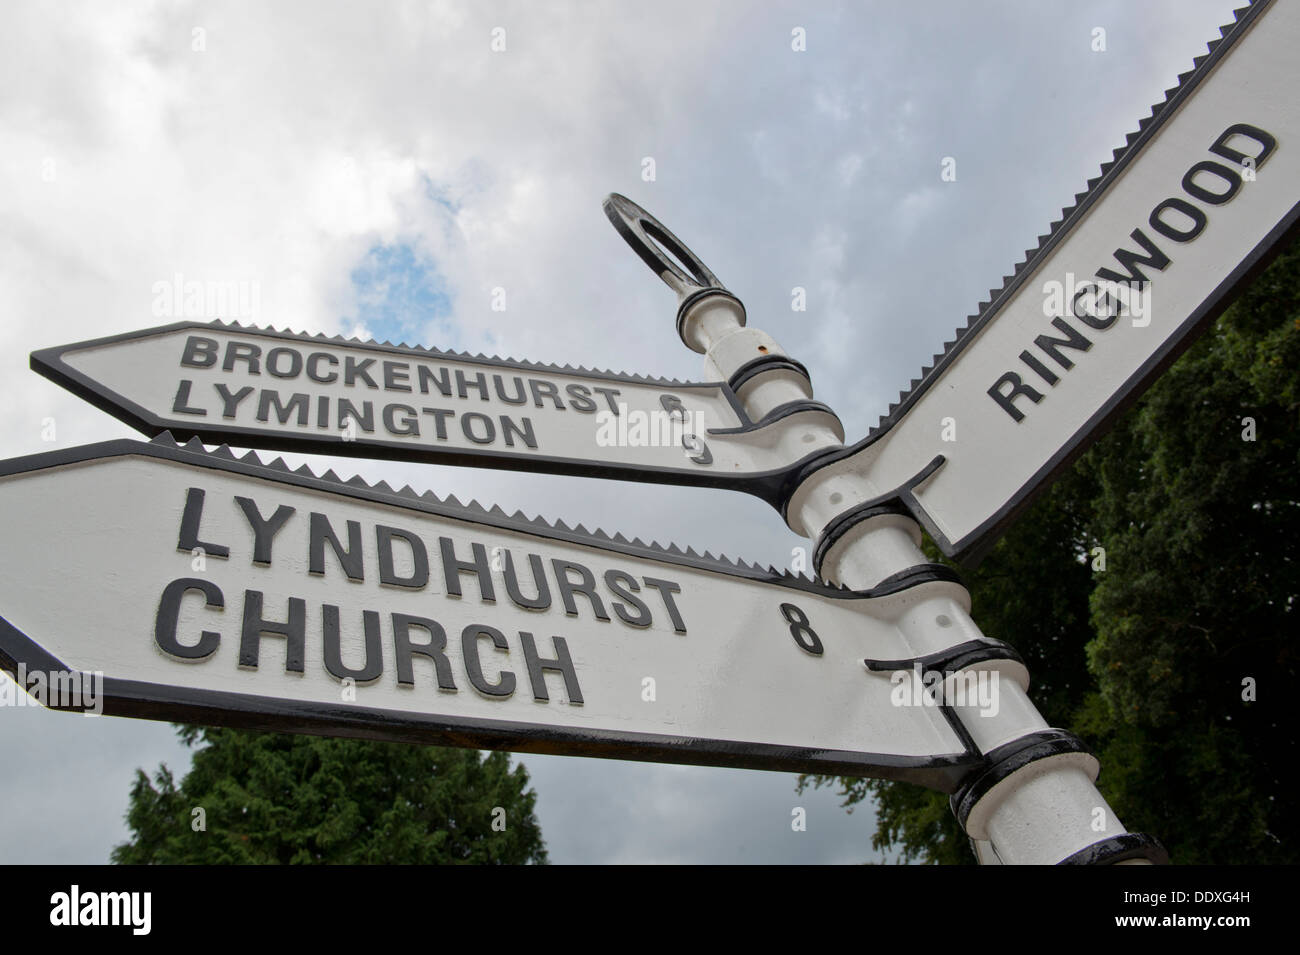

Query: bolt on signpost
(7, 0), (1298, 865)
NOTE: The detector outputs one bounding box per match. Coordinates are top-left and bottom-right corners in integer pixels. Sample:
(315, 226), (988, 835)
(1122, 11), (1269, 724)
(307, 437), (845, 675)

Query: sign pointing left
(0, 435), (989, 790)
(31, 320), (842, 504)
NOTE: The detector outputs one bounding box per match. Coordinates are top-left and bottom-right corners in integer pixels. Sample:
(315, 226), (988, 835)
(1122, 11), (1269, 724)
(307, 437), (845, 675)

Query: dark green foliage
(803, 238), (1300, 864)
(113, 726), (547, 864)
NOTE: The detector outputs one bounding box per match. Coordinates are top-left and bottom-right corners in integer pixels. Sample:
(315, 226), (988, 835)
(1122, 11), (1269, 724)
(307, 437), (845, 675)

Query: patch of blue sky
(421, 174), (462, 216)
(347, 240), (456, 349)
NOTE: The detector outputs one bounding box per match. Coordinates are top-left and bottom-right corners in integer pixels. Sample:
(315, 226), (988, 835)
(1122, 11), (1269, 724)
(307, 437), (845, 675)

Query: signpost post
(6, 0), (1293, 864)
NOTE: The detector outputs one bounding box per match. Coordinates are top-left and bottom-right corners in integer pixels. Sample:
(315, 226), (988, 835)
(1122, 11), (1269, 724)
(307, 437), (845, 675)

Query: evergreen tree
(113, 726), (547, 864)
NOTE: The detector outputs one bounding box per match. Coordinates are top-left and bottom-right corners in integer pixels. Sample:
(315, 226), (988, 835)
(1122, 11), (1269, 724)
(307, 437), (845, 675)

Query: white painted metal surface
(0, 439), (972, 785)
(31, 322), (842, 488)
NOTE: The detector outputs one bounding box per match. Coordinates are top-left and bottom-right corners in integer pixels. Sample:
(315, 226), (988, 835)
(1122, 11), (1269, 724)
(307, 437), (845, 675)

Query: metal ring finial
(603, 193), (727, 300)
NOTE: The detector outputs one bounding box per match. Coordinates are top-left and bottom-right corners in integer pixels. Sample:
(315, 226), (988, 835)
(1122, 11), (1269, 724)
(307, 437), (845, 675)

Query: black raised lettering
(239, 590), (305, 672)
(266, 347), (303, 379)
(642, 577), (687, 634)
(392, 613), (456, 689)
(604, 570), (651, 628)
(1096, 228), (1170, 285)
(223, 341), (261, 374)
(383, 361), (412, 392)
(155, 577), (223, 660)
(306, 352), (338, 383)
(1033, 317), (1092, 370)
(552, 560), (609, 621)
(322, 605), (383, 683)
(257, 390), (310, 426)
(234, 496), (295, 565)
(564, 383), (598, 413)
(461, 625), (515, 697)
(344, 356), (378, 388)
(309, 512), (364, 581)
(502, 551), (551, 610)
(1149, 197), (1207, 243)
(383, 403), (420, 436)
(529, 379), (564, 410)
(171, 379), (207, 416)
(1208, 123), (1276, 171)
(520, 633), (583, 704)
(377, 524), (429, 589)
(1182, 160), (1241, 205)
(493, 375), (527, 405)
(181, 336), (218, 368)
(177, 487), (230, 559)
(440, 537), (496, 602)
(501, 415), (537, 449)
(987, 372), (1043, 423)
(215, 383), (254, 419)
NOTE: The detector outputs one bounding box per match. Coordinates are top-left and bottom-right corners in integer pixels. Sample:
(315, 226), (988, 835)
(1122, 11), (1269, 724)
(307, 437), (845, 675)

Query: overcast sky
(0, 0), (1241, 864)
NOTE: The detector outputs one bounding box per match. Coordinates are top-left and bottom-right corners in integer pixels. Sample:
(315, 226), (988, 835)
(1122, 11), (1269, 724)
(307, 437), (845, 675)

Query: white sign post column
(690, 292), (1151, 865)
(605, 193), (1165, 865)
(691, 289), (1152, 865)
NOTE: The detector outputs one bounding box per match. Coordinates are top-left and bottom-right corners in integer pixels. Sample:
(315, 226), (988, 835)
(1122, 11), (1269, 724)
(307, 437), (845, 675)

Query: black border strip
(808, 456), (947, 576)
(864, 638), (1023, 675)
(706, 399), (842, 437)
(1057, 833), (1171, 866)
(675, 288), (747, 346)
(728, 354), (811, 393)
(950, 729), (1093, 828)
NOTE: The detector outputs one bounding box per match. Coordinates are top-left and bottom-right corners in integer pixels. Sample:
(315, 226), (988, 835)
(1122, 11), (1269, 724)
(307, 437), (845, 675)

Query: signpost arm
(603, 190), (1164, 864)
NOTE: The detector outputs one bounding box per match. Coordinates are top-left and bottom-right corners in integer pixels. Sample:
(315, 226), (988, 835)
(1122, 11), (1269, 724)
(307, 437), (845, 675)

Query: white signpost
(7, 0), (1292, 865)
(787, 0), (1300, 563)
(0, 435), (994, 791)
(31, 321), (842, 505)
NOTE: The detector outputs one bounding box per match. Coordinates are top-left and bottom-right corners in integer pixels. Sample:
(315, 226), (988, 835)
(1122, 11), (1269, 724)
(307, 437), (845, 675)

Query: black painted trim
(728, 354), (811, 393)
(706, 399), (841, 437)
(814, 503), (910, 577)
(808, 456), (947, 576)
(864, 638), (1023, 675)
(675, 288), (747, 347)
(872, 562), (963, 591)
(1058, 833), (1170, 866)
(950, 729), (1093, 828)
